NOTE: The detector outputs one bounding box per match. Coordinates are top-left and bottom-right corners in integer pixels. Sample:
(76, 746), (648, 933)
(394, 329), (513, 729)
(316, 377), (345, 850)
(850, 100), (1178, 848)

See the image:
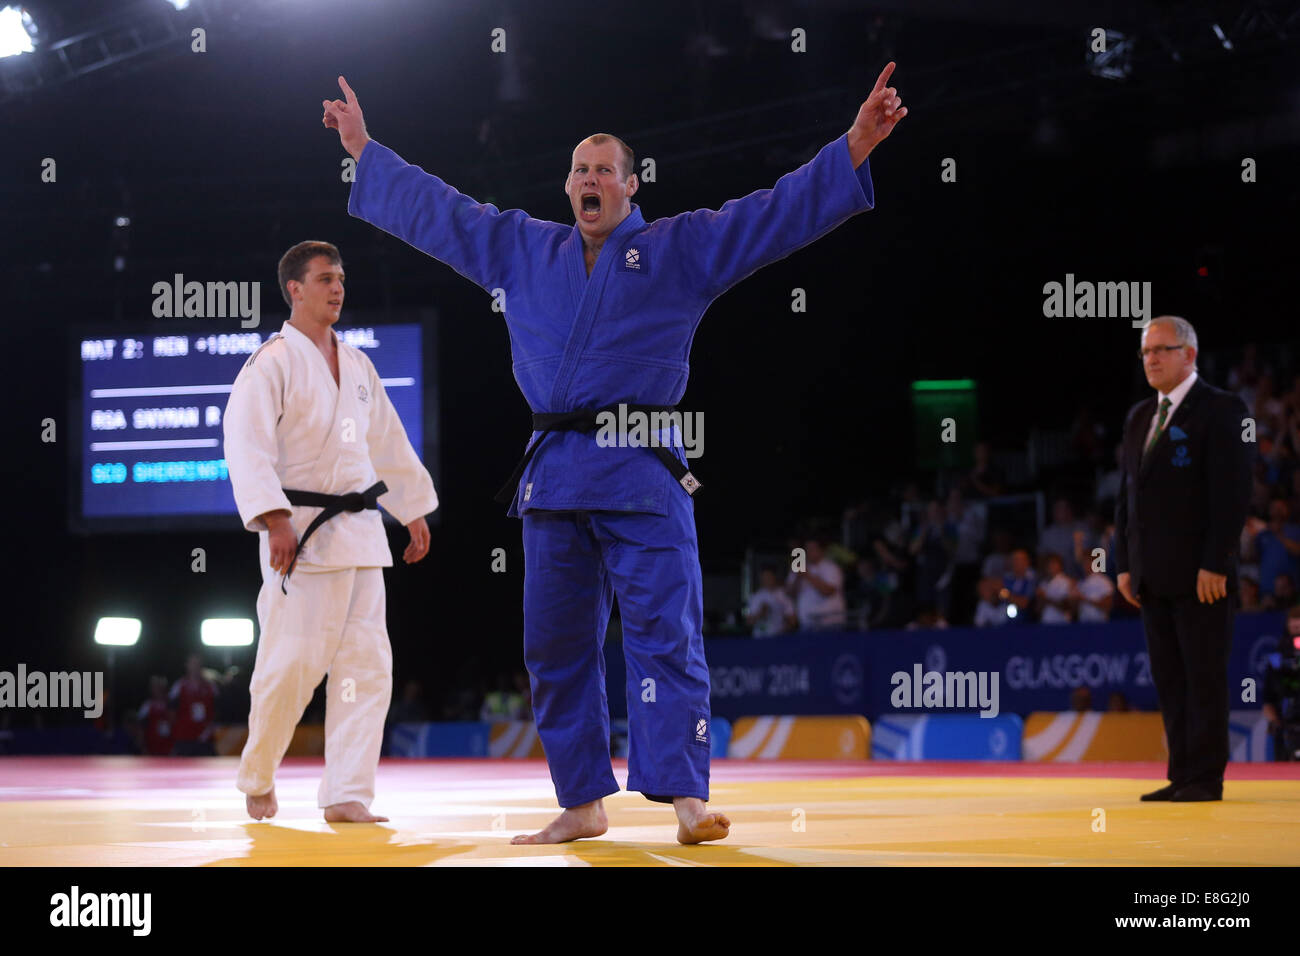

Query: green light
(911, 379), (975, 392)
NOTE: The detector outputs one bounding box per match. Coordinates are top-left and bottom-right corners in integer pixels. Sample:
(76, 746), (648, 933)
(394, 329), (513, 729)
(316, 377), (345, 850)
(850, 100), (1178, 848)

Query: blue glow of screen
(80, 324), (423, 520)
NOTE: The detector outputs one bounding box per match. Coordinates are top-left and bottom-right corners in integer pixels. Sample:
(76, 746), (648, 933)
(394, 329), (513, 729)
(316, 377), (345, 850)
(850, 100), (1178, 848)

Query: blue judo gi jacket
(348, 133), (875, 516)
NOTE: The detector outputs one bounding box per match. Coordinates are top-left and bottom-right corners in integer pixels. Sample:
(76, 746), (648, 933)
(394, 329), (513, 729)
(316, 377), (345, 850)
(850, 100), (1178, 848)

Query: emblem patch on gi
(1172, 445), (1190, 467)
(1169, 425), (1188, 441)
(694, 715), (709, 746)
(357, 384), (369, 403)
(524, 482), (533, 502)
(618, 242), (650, 275)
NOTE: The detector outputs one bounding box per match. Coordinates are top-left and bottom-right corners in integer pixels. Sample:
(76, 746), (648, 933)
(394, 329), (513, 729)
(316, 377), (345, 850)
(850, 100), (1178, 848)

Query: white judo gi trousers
(236, 564), (391, 809)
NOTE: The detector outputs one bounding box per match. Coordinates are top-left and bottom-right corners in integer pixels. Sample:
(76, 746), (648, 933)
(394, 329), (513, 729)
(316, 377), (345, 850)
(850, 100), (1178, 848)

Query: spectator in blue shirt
(999, 548), (1037, 624)
(1254, 500), (1300, 597)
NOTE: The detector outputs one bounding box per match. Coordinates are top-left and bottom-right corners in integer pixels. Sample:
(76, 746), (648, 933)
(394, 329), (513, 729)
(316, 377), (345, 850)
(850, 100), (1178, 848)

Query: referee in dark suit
(1115, 316), (1253, 802)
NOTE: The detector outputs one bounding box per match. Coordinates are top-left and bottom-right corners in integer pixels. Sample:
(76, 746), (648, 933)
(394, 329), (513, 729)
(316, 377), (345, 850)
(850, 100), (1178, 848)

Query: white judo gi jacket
(223, 321), (437, 570)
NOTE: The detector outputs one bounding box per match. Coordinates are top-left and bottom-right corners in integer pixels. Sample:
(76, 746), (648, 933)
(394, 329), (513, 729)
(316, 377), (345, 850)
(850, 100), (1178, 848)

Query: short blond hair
(575, 133), (635, 180)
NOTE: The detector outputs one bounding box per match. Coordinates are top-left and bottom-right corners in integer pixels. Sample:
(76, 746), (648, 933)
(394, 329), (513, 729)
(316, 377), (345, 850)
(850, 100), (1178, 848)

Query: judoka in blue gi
(322, 64), (907, 843)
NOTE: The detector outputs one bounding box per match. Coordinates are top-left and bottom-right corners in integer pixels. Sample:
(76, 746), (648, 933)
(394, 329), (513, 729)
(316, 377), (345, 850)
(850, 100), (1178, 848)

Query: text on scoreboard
(80, 325), (423, 520)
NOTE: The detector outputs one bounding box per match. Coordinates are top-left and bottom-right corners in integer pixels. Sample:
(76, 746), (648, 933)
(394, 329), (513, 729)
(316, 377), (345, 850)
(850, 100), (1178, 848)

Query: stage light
(94, 617), (141, 646)
(1211, 23), (1233, 51)
(0, 5), (37, 58)
(165, 0), (191, 10)
(201, 618), (254, 647)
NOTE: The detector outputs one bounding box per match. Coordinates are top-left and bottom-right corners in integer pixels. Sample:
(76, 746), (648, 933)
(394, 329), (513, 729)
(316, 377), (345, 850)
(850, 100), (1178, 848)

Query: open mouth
(581, 194), (601, 220)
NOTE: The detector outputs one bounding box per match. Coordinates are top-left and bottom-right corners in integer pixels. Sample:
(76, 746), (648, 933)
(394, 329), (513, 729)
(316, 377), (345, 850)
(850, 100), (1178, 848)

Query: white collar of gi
(577, 203), (645, 241)
(280, 319), (341, 353)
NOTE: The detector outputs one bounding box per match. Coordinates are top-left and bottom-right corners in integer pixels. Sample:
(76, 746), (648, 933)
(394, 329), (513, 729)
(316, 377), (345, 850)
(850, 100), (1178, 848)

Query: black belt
(279, 480), (387, 592)
(493, 404), (701, 505)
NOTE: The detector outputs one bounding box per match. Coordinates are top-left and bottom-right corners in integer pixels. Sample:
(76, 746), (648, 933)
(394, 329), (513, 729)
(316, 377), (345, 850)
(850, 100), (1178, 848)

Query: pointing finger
(871, 61), (896, 95)
(338, 75), (357, 105)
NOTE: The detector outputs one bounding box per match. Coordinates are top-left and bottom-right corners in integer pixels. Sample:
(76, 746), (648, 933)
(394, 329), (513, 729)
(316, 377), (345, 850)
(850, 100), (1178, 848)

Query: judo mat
(2, 757), (1298, 866)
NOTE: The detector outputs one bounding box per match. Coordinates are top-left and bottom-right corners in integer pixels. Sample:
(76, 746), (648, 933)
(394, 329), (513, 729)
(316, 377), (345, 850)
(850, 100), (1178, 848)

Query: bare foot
(323, 800), (389, 823)
(674, 796), (730, 845)
(246, 787), (277, 821)
(511, 799), (608, 844)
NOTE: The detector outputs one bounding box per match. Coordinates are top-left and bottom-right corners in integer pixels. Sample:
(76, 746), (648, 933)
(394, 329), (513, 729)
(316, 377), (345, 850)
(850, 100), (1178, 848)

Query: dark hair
(277, 241), (342, 307)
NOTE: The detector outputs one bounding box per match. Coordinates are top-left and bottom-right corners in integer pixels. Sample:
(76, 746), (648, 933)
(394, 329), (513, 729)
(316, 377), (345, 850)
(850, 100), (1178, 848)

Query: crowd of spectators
(131, 652), (243, 755)
(748, 343), (1300, 635)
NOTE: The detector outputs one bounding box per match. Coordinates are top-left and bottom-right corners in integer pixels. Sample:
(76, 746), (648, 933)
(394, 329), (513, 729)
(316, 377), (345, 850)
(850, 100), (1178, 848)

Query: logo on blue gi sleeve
(618, 243), (650, 275)
(1172, 445), (1190, 467)
(1169, 425), (1188, 441)
(694, 716), (709, 745)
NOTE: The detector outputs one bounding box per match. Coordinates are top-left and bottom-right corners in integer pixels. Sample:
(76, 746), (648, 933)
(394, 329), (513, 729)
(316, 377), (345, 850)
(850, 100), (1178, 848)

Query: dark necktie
(1143, 397), (1172, 461)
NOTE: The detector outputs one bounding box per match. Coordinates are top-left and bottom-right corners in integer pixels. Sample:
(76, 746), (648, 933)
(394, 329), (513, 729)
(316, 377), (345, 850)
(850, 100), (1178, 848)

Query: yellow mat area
(2, 773), (1297, 866)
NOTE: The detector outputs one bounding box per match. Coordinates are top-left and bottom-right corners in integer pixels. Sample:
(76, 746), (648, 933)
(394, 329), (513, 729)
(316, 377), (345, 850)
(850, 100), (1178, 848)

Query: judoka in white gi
(223, 241), (437, 822)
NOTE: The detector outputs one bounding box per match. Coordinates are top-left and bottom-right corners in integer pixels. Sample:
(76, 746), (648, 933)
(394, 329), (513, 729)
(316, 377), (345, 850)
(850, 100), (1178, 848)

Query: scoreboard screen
(75, 320), (430, 531)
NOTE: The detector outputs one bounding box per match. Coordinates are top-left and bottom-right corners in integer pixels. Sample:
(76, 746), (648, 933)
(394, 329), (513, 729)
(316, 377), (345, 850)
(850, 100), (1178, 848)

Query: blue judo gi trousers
(524, 492), (711, 807)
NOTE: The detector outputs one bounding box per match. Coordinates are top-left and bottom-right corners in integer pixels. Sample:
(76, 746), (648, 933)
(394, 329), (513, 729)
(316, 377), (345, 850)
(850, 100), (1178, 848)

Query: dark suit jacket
(1114, 376), (1253, 599)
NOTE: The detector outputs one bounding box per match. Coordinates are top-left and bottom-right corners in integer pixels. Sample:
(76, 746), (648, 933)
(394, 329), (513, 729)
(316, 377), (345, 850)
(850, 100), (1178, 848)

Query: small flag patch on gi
(618, 243), (650, 275)
(694, 716), (709, 745)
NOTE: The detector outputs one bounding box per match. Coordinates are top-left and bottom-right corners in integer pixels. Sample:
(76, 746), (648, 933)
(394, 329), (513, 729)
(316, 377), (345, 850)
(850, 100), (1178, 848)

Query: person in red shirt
(170, 654), (217, 756)
(137, 675), (175, 756)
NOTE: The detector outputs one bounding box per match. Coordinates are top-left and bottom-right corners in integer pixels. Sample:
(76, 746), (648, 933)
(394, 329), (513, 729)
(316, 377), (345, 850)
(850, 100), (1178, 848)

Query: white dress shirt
(1144, 369), (1198, 450)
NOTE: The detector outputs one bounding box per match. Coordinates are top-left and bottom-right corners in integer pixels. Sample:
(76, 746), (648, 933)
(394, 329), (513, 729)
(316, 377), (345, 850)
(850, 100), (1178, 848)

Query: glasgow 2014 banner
(602, 613), (1287, 722)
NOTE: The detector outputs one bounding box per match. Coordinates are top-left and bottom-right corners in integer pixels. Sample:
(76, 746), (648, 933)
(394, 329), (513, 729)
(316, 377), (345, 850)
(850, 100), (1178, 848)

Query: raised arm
(323, 75), (540, 293)
(670, 62), (906, 301)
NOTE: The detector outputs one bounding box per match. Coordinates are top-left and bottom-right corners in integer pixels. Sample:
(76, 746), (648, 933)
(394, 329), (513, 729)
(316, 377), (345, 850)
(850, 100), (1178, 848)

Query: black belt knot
(278, 480), (387, 592)
(493, 403), (701, 506)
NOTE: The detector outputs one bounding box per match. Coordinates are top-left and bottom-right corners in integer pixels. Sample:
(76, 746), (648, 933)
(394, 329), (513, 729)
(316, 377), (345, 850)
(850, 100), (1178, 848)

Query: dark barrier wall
(603, 614), (1287, 722)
